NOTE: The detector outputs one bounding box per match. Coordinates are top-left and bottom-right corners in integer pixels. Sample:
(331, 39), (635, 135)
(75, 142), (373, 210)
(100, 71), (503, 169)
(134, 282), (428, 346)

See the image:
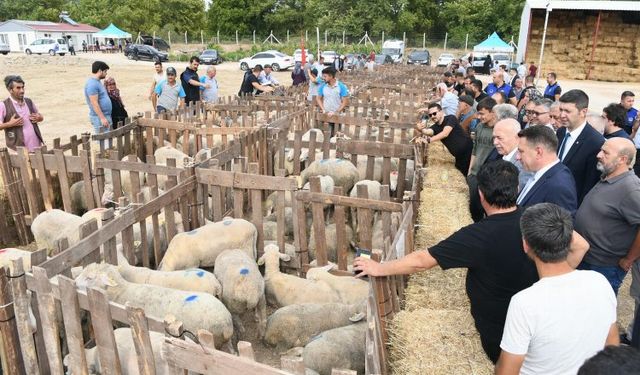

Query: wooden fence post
(0, 148), (29, 245)
(0, 267), (25, 375)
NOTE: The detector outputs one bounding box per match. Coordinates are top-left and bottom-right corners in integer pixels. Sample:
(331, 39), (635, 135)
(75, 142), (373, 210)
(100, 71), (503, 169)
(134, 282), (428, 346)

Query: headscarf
(293, 61), (302, 75)
(104, 77), (122, 103)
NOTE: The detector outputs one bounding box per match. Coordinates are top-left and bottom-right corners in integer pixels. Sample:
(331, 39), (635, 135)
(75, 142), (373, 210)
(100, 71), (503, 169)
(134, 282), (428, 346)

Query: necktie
(558, 132), (571, 161)
(517, 178), (535, 205)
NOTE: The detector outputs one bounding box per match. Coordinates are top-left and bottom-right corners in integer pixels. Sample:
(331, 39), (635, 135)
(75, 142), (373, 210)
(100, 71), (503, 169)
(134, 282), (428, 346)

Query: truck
(381, 40), (405, 64)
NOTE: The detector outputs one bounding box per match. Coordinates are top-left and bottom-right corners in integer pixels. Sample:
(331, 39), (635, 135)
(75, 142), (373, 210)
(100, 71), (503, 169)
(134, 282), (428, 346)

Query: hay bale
(388, 308), (493, 375)
(403, 268), (469, 312)
(414, 188), (471, 250)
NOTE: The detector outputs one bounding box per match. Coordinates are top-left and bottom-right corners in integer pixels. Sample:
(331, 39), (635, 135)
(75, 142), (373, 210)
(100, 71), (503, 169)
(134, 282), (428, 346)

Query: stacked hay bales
(388, 143), (493, 375)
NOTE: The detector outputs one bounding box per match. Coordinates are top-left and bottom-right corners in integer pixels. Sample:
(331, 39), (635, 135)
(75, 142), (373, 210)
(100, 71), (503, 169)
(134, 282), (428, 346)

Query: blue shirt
(544, 83), (561, 100)
(317, 80), (349, 113)
(485, 83), (513, 98)
(626, 108), (638, 134)
(199, 76), (219, 103)
(84, 77), (112, 116)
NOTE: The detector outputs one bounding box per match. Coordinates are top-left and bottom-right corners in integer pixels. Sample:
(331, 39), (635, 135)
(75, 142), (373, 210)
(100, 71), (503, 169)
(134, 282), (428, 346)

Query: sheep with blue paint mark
(214, 249), (267, 338)
(75, 262), (233, 349)
(159, 217), (257, 271)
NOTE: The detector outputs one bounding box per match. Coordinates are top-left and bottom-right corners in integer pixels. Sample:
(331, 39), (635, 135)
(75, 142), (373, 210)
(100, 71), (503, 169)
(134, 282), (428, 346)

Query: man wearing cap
(152, 67), (186, 114)
(0, 75), (44, 152)
(457, 94), (477, 134)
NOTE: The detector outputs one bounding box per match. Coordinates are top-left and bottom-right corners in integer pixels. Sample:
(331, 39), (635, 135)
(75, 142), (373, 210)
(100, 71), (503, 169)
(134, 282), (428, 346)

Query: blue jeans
(578, 261), (627, 295)
(89, 115), (113, 149)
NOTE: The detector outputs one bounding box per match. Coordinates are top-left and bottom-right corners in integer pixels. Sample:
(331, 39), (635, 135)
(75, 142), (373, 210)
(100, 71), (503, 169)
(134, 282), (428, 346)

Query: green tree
(0, 0), (66, 22)
(159, 0), (205, 35)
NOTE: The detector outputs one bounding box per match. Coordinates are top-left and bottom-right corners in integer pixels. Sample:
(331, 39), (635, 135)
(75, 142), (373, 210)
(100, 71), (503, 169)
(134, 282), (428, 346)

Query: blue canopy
(473, 32), (514, 53)
(93, 23), (131, 39)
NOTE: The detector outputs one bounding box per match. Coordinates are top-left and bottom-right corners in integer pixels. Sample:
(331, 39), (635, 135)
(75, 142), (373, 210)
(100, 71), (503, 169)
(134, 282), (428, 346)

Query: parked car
(374, 54), (394, 65)
(492, 53), (512, 69)
(239, 51), (294, 71)
(124, 44), (168, 62)
(293, 49), (314, 63)
(0, 43), (9, 55)
(436, 53), (455, 67)
(321, 50), (339, 65)
(24, 38), (68, 56)
(407, 49), (431, 65)
(199, 49), (222, 65)
(140, 36), (170, 51)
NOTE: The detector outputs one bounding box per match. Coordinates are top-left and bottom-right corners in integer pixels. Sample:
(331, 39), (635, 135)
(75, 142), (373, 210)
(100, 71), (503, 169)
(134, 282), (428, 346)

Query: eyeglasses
(428, 112), (439, 117)
(525, 110), (549, 117)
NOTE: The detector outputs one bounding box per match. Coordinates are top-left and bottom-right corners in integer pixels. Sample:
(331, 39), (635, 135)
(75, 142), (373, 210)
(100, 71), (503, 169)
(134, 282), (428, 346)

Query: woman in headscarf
(291, 61), (307, 86)
(104, 77), (128, 129)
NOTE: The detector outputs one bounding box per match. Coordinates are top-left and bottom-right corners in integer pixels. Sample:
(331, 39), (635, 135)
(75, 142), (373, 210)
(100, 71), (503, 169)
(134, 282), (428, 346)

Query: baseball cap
(166, 67), (177, 75)
(459, 95), (474, 106)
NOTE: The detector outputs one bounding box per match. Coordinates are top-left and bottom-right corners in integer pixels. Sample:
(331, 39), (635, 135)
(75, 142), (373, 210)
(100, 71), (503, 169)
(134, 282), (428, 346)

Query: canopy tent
(473, 32), (514, 53)
(93, 23), (131, 39)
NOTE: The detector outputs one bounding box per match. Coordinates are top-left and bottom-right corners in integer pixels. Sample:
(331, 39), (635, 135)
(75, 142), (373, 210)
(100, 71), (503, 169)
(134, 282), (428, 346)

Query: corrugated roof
(13, 19), (99, 33)
(527, 0), (640, 12)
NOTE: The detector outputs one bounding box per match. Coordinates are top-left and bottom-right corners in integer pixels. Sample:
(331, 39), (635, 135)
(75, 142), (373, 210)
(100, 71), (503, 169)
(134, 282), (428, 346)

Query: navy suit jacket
(556, 123), (604, 205)
(518, 162), (578, 216)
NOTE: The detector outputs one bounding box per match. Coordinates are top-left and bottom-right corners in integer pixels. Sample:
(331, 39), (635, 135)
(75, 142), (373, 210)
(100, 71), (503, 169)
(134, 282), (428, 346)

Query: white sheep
(75, 263), (233, 349)
(299, 159), (360, 194)
(63, 328), (171, 374)
(264, 302), (366, 349)
(287, 129), (325, 162)
(355, 154), (398, 183)
(159, 217), (257, 271)
(349, 180), (382, 233)
(214, 249), (266, 338)
(308, 223), (355, 265)
(154, 146), (192, 190)
(258, 245), (341, 307)
(31, 209), (84, 253)
(306, 266), (369, 305)
(303, 322), (366, 375)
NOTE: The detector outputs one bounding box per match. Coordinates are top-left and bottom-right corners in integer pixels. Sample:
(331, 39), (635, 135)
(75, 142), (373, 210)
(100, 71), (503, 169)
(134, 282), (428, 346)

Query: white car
(293, 49), (314, 63)
(436, 53), (455, 67)
(321, 50), (339, 65)
(239, 51), (294, 71)
(24, 38), (68, 56)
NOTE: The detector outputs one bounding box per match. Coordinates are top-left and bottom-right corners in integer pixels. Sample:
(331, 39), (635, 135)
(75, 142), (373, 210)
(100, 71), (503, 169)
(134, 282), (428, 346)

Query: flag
(301, 34), (306, 65)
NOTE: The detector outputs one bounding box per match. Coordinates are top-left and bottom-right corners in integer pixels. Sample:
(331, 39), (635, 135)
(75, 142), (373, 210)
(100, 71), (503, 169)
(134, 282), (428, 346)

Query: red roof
(20, 21), (99, 33)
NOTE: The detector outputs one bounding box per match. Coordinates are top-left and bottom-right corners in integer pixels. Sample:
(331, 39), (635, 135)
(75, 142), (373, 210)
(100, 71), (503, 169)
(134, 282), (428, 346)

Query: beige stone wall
(525, 10), (640, 82)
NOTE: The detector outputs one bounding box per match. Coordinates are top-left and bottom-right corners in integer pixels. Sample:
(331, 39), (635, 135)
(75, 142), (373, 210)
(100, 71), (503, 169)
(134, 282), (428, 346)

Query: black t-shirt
(180, 67), (200, 103)
(429, 208), (538, 338)
(430, 115), (472, 157)
(475, 92), (489, 103)
(239, 72), (259, 95)
(454, 83), (465, 96)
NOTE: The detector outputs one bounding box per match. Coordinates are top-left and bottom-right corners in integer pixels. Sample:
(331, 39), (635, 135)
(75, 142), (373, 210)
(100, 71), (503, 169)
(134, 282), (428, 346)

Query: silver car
(0, 43), (9, 55)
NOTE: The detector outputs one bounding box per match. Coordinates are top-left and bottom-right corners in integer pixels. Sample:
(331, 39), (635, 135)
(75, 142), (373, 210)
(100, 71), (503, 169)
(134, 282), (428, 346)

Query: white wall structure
(0, 20), (100, 52)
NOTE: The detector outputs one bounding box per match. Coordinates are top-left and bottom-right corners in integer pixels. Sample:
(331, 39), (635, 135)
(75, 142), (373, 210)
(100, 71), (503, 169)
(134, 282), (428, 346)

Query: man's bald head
(596, 137), (636, 178)
(607, 137), (636, 167)
(493, 118), (522, 156)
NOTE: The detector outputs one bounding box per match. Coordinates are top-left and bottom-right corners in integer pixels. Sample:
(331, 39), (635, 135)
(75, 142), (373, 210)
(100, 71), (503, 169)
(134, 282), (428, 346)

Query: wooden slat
(58, 276), (89, 375)
(9, 260), (39, 374)
(295, 191), (402, 212)
(87, 287), (123, 375)
(32, 267), (64, 374)
(126, 304), (157, 375)
(333, 187), (348, 270)
(95, 159), (183, 177)
(336, 139), (415, 159)
(309, 177), (327, 266)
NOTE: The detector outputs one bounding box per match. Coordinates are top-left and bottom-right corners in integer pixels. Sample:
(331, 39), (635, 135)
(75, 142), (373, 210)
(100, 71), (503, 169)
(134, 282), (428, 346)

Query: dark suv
(141, 36), (170, 51)
(124, 44), (168, 62)
(407, 50), (431, 65)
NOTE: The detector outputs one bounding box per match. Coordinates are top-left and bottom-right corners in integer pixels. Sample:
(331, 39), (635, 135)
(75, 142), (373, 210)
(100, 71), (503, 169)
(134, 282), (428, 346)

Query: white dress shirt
(559, 122), (586, 160)
(517, 159), (560, 204)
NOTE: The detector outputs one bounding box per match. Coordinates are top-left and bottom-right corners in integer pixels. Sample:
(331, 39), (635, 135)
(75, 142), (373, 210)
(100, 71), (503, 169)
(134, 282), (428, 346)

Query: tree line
(0, 0), (524, 44)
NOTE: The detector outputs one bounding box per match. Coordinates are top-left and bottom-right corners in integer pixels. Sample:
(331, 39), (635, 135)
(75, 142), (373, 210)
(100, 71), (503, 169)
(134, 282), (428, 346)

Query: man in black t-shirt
(354, 160), (590, 364)
(180, 56), (209, 106)
(238, 65), (274, 96)
(416, 103), (472, 175)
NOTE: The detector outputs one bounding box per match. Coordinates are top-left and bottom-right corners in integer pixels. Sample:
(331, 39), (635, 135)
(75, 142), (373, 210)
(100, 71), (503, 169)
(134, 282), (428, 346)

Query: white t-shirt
(500, 270), (616, 375)
(153, 72), (166, 84)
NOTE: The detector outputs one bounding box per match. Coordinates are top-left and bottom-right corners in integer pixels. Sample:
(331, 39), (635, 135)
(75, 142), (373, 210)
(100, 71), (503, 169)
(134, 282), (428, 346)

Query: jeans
(89, 115), (113, 149)
(156, 105), (168, 114)
(578, 261), (627, 295)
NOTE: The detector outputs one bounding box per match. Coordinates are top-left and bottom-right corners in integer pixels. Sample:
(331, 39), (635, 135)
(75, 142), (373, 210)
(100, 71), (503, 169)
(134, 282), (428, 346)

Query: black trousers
(634, 149), (640, 178)
(467, 174), (486, 222)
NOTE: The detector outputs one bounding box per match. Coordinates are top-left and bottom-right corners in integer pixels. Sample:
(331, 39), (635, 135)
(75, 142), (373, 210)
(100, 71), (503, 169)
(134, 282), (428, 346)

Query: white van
(381, 40), (405, 64)
(24, 38), (68, 56)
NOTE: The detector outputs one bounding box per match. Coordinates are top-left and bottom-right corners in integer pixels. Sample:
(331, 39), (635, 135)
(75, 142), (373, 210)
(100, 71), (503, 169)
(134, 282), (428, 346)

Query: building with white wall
(0, 19), (99, 53)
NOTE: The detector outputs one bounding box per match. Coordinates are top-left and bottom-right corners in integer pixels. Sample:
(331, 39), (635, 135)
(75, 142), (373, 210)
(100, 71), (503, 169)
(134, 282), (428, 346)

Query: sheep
(159, 217), (257, 271)
(70, 181), (88, 215)
(63, 328), (171, 374)
(264, 302), (366, 349)
(349, 180), (382, 233)
(75, 263), (233, 349)
(117, 260), (222, 297)
(354, 155), (398, 183)
(103, 155), (147, 200)
(299, 159), (360, 194)
(308, 223), (355, 265)
(214, 249), (267, 338)
(31, 209), (84, 253)
(303, 322), (366, 375)
(154, 146), (192, 190)
(257, 244), (341, 307)
(286, 129), (325, 162)
(177, 134), (235, 156)
(306, 266), (369, 305)
(301, 175), (335, 195)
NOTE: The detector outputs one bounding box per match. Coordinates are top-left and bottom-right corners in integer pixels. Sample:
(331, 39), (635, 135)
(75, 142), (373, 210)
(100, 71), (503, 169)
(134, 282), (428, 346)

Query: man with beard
(575, 137), (640, 295)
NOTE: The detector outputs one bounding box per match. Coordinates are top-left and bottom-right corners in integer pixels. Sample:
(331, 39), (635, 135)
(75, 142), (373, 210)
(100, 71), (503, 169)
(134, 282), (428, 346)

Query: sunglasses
(525, 110), (548, 117)
(428, 112), (439, 117)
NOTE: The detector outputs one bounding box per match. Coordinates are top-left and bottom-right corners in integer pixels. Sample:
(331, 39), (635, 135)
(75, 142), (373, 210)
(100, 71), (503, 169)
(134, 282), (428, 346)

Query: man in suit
(516, 125), (578, 216)
(492, 118), (533, 190)
(557, 89), (605, 205)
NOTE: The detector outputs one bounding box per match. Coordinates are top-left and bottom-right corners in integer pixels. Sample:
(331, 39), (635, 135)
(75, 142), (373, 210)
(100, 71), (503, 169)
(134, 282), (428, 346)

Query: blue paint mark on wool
(186, 229), (198, 235)
(223, 220), (232, 225)
(196, 270), (205, 277)
(239, 268), (249, 275)
(184, 295), (198, 303)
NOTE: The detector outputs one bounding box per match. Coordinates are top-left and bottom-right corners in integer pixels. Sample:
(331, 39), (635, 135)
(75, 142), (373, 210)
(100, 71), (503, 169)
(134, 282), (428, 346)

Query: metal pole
(217, 30), (219, 44)
(168, 30), (171, 45)
(343, 30), (345, 46)
(537, 5), (552, 83)
(236, 30), (239, 45)
(287, 29), (289, 43)
(382, 31), (385, 45)
(423, 33), (425, 49)
(201, 30), (204, 45)
(324, 30), (327, 46)
(465, 33), (468, 51)
(316, 27), (320, 57)
(184, 31), (187, 44)
(306, 30), (308, 43)
(253, 30), (256, 44)
(443, 32), (447, 50)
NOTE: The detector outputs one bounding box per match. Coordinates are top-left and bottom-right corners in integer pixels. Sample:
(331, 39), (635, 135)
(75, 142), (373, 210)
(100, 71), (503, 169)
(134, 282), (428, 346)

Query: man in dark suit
(556, 89), (605, 205)
(516, 125), (578, 216)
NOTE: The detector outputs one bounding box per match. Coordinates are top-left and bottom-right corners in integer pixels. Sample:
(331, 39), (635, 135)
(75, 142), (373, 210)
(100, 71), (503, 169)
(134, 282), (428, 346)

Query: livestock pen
(0, 65), (450, 374)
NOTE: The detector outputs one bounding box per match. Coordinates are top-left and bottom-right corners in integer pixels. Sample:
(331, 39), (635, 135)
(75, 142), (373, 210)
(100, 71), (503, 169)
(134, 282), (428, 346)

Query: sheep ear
(257, 255), (265, 266)
(279, 253), (291, 262)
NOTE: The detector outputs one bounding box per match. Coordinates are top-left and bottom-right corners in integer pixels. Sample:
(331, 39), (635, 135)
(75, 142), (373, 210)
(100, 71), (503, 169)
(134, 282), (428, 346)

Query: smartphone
(355, 247), (371, 276)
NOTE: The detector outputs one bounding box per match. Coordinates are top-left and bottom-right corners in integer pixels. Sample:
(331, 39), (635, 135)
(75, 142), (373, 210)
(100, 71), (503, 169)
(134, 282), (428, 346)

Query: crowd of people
(355, 62), (640, 373)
